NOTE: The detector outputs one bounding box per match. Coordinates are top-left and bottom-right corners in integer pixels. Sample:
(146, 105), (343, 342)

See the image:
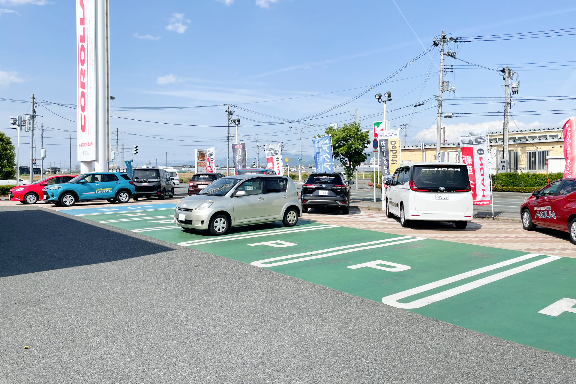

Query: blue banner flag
(313, 136), (334, 173)
(125, 160), (133, 179)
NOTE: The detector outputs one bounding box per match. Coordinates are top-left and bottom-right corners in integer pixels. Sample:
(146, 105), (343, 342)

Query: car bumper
(9, 192), (22, 201)
(406, 210), (473, 222)
(302, 195), (348, 207)
(174, 208), (211, 230)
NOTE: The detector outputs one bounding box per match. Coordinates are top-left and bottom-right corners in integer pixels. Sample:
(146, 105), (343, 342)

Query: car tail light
(455, 182), (472, 192)
(333, 184), (346, 188)
(129, 181), (134, 185)
(409, 180), (429, 192)
(302, 184), (313, 187)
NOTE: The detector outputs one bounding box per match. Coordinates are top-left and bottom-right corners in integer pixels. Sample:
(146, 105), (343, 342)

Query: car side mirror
(235, 190), (246, 197)
(40, 182), (47, 186)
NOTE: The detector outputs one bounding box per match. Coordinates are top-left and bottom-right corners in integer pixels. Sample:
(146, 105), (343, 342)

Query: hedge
(492, 172), (563, 192)
(0, 185), (15, 196)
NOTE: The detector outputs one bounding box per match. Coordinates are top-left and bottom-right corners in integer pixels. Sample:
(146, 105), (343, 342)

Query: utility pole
(115, 127), (119, 170)
(256, 136), (260, 168)
(227, 105), (231, 175)
(121, 143), (125, 167)
(165, 152), (168, 167)
(355, 108), (358, 123)
(501, 66), (516, 173)
(29, 94), (35, 183)
(400, 123), (409, 147)
(40, 124), (44, 177)
(433, 31), (462, 162)
(69, 135), (72, 173)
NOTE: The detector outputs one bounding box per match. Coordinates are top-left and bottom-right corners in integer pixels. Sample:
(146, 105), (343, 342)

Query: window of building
(526, 150), (549, 171)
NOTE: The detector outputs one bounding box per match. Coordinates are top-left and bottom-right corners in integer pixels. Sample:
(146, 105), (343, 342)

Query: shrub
(0, 185), (15, 196)
(492, 172), (563, 192)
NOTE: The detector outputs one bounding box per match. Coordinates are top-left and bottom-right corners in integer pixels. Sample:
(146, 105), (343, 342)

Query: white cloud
(0, 70), (25, 87)
(166, 13), (190, 34)
(0, 0), (49, 4)
(413, 120), (551, 144)
(0, 8), (20, 15)
(133, 33), (160, 41)
(255, 0), (278, 8)
(216, 0), (234, 5)
(157, 74), (181, 85)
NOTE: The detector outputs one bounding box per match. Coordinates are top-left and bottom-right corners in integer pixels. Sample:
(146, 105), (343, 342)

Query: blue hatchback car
(43, 172), (135, 207)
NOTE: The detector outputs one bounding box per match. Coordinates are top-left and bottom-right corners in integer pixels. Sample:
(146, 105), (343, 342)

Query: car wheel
(283, 207), (299, 227)
(522, 209), (535, 231)
(24, 192), (38, 204)
(570, 219), (576, 245)
(302, 206), (308, 213)
(115, 190), (131, 204)
(209, 214), (230, 236)
(60, 193), (76, 207)
(455, 221), (467, 229)
(385, 199), (393, 218)
(400, 205), (410, 227)
(158, 189), (166, 200)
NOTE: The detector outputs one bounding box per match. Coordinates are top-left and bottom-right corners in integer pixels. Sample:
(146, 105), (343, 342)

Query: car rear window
(411, 165), (469, 191)
(306, 175), (343, 185)
(120, 174), (131, 180)
(133, 169), (160, 179)
(191, 174), (216, 181)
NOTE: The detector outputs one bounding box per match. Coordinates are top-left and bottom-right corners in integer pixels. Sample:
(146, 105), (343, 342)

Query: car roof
(403, 162), (466, 167)
(223, 174), (288, 180)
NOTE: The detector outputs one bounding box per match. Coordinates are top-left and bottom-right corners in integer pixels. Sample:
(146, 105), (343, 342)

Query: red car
(521, 178), (576, 244)
(10, 175), (77, 204)
(188, 173), (223, 195)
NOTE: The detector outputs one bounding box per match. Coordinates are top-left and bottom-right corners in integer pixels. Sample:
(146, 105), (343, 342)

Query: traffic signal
(251, 161), (256, 167)
(133, 145), (138, 155)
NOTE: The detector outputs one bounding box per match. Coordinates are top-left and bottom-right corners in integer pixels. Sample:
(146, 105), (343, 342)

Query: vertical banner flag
(312, 136), (334, 173)
(563, 117), (576, 178)
(124, 160), (133, 179)
(459, 129), (490, 206)
(206, 147), (215, 173)
(232, 143), (247, 170)
(378, 129), (400, 177)
(77, 0), (96, 161)
(195, 149), (207, 173)
(265, 143), (283, 176)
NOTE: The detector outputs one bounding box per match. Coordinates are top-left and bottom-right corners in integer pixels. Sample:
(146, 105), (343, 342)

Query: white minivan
(384, 162), (473, 229)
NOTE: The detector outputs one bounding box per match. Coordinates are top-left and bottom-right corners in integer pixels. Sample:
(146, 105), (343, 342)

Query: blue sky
(1, 0), (576, 167)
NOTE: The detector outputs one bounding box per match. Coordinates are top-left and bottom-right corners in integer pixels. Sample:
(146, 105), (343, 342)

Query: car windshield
(191, 174), (216, 181)
(306, 175), (343, 185)
(199, 177), (241, 196)
(69, 174), (87, 184)
(133, 169), (160, 180)
(411, 165), (469, 190)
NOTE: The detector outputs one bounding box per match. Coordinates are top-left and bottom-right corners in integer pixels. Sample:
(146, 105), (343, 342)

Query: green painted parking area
(71, 204), (576, 359)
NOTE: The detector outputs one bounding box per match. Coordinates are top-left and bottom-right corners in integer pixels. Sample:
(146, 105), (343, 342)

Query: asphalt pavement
(2, 193), (576, 382)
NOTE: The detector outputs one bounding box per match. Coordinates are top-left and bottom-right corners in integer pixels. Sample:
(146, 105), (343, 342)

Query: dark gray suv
(132, 168), (175, 200)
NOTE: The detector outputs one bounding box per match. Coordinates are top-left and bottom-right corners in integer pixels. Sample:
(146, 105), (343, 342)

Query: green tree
(0, 132), (16, 179)
(321, 122), (370, 180)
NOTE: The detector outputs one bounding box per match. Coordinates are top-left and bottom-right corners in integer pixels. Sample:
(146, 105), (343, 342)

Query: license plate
(435, 194), (449, 200)
(178, 213), (186, 221)
(199, 185), (206, 189)
(319, 190), (329, 196)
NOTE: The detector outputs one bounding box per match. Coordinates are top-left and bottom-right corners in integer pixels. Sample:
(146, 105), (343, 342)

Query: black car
(301, 173), (352, 214)
(132, 168), (175, 200)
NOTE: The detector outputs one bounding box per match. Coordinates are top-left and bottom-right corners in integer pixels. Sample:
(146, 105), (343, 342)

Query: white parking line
(177, 224), (339, 247)
(251, 236), (425, 267)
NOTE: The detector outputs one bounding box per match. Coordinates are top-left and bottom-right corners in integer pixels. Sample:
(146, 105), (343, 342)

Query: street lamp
(290, 124), (313, 181)
(375, 91), (392, 207)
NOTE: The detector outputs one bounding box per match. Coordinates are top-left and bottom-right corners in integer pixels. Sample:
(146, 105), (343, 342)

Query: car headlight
(13, 187), (25, 192)
(195, 200), (214, 210)
(48, 186), (62, 190)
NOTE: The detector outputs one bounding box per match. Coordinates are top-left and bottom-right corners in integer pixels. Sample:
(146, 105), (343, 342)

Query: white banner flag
(458, 129), (491, 206)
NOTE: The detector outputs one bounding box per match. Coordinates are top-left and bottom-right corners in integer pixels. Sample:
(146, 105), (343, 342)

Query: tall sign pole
(29, 94), (35, 184)
(501, 66), (515, 173)
(77, 0), (110, 173)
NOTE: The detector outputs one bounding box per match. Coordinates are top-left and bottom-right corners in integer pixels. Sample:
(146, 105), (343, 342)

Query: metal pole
(373, 152), (376, 203)
(166, 152), (168, 167)
(299, 127), (302, 181)
(503, 66), (513, 173)
(436, 31), (446, 162)
(116, 127), (119, 170)
(226, 105), (230, 176)
(256, 135), (259, 168)
(69, 134), (72, 173)
(30, 94), (35, 183)
(381, 102), (387, 211)
(40, 124), (44, 178)
(16, 119), (20, 185)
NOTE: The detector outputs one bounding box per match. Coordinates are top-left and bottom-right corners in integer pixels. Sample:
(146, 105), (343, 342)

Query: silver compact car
(174, 174), (302, 235)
